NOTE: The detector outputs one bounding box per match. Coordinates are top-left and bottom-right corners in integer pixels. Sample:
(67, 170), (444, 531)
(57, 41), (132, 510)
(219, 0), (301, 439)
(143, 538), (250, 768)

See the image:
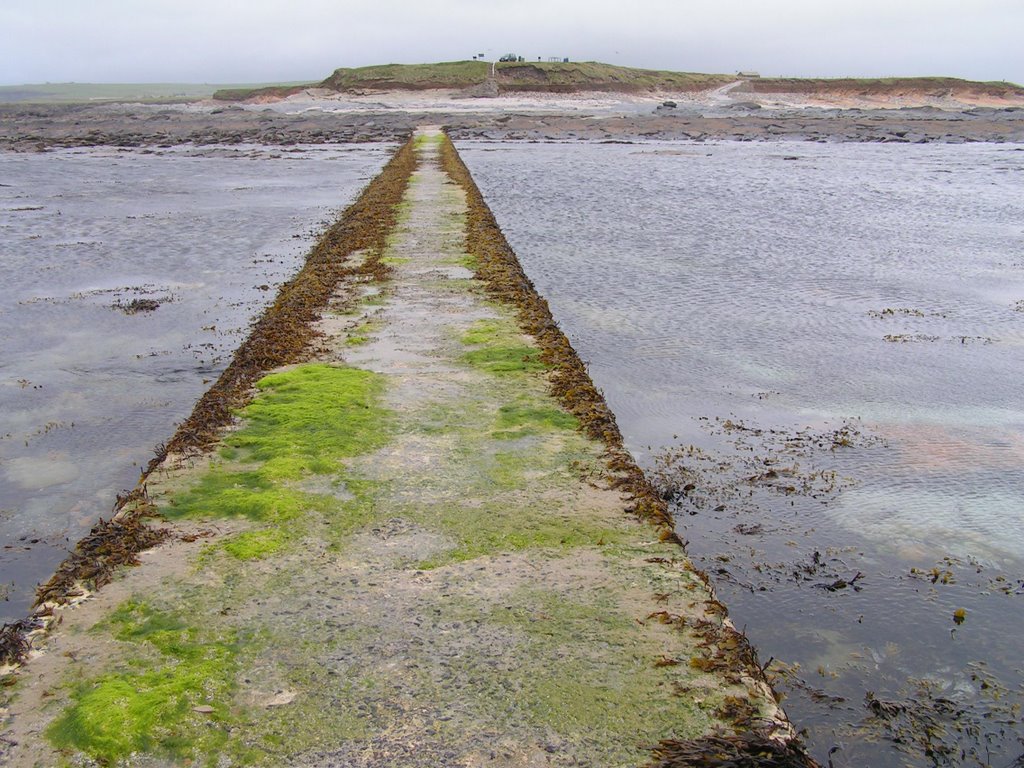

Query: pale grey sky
(1, 0), (1022, 86)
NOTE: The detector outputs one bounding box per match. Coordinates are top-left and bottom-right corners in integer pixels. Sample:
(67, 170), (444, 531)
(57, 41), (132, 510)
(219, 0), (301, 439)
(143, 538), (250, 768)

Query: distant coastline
(3, 59), (1024, 151)
(2, 61), (1021, 109)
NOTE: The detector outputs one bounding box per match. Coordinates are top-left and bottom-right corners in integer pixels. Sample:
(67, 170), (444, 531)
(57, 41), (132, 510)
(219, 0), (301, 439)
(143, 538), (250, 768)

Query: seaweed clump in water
(113, 297), (163, 314)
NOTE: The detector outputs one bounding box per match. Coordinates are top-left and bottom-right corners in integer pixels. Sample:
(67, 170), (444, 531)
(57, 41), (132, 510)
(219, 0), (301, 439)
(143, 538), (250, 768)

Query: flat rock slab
(0, 130), (787, 766)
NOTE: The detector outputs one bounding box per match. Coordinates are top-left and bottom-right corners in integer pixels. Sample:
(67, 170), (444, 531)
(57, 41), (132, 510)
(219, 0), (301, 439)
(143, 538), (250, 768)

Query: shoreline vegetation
(0, 132), (819, 766)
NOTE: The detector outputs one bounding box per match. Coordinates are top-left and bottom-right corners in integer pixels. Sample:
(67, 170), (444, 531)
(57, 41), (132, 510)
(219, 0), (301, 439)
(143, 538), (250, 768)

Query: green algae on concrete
(487, 586), (711, 740)
(48, 601), (244, 766)
(165, 364), (390, 521)
(494, 401), (580, 438)
(220, 528), (287, 560)
(231, 364), (390, 475)
(462, 344), (547, 374)
(1, 129), (796, 768)
(158, 362), (392, 571)
(459, 316), (548, 375)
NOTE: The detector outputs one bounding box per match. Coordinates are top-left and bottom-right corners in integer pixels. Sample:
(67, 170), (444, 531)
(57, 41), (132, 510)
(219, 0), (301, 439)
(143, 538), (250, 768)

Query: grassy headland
(213, 60), (734, 100)
(5, 65), (1021, 105)
(213, 61), (1023, 102)
(320, 60), (491, 90)
(491, 60), (732, 93)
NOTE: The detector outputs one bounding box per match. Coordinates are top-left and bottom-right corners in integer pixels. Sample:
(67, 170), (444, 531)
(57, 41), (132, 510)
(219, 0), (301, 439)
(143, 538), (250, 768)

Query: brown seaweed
(0, 618), (41, 668)
(649, 731), (819, 768)
(34, 511), (171, 607)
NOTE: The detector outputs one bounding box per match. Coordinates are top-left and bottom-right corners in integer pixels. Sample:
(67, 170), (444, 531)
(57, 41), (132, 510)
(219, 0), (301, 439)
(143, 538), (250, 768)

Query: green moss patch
(169, 470), (315, 523)
(462, 344), (546, 374)
(344, 318), (384, 346)
(461, 318), (506, 345)
(222, 528), (287, 560)
(494, 402), (578, 439)
(158, 363), (393, 578)
(49, 601), (243, 765)
(165, 364), (390, 525)
(460, 317), (548, 375)
(235, 364), (390, 476)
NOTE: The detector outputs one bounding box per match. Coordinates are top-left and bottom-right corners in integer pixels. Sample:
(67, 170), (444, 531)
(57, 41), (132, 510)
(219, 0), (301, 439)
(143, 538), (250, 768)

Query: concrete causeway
(0, 129), (796, 767)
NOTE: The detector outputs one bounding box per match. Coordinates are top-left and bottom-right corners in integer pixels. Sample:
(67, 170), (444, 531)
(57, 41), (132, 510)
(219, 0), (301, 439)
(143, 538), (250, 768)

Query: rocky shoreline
(2, 100), (1023, 150)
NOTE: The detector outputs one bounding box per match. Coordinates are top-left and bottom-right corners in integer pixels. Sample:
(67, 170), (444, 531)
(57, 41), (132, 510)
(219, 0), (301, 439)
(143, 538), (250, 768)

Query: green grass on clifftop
(493, 61), (732, 93)
(321, 61), (490, 91)
(317, 60), (731, 94)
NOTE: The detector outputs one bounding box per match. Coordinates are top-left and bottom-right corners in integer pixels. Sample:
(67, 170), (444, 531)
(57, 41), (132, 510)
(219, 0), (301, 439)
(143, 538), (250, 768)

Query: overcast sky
(2, 0), (1022, 86)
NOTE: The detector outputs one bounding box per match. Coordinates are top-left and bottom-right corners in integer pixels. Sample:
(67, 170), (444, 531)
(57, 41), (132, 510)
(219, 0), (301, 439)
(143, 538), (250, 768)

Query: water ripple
(460, 139), (1024, 767)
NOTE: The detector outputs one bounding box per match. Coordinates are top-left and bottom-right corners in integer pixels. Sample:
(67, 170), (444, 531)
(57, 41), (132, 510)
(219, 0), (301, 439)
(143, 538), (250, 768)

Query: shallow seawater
(0, 143), (391, 620)
(459, 140), (1024, 767)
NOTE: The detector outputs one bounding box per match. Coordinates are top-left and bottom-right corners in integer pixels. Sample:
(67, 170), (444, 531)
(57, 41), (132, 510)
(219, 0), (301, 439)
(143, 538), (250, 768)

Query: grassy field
(317, 60), (733, 94)
(0, 81), (314, 104)
(319, 60), (491, 91)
